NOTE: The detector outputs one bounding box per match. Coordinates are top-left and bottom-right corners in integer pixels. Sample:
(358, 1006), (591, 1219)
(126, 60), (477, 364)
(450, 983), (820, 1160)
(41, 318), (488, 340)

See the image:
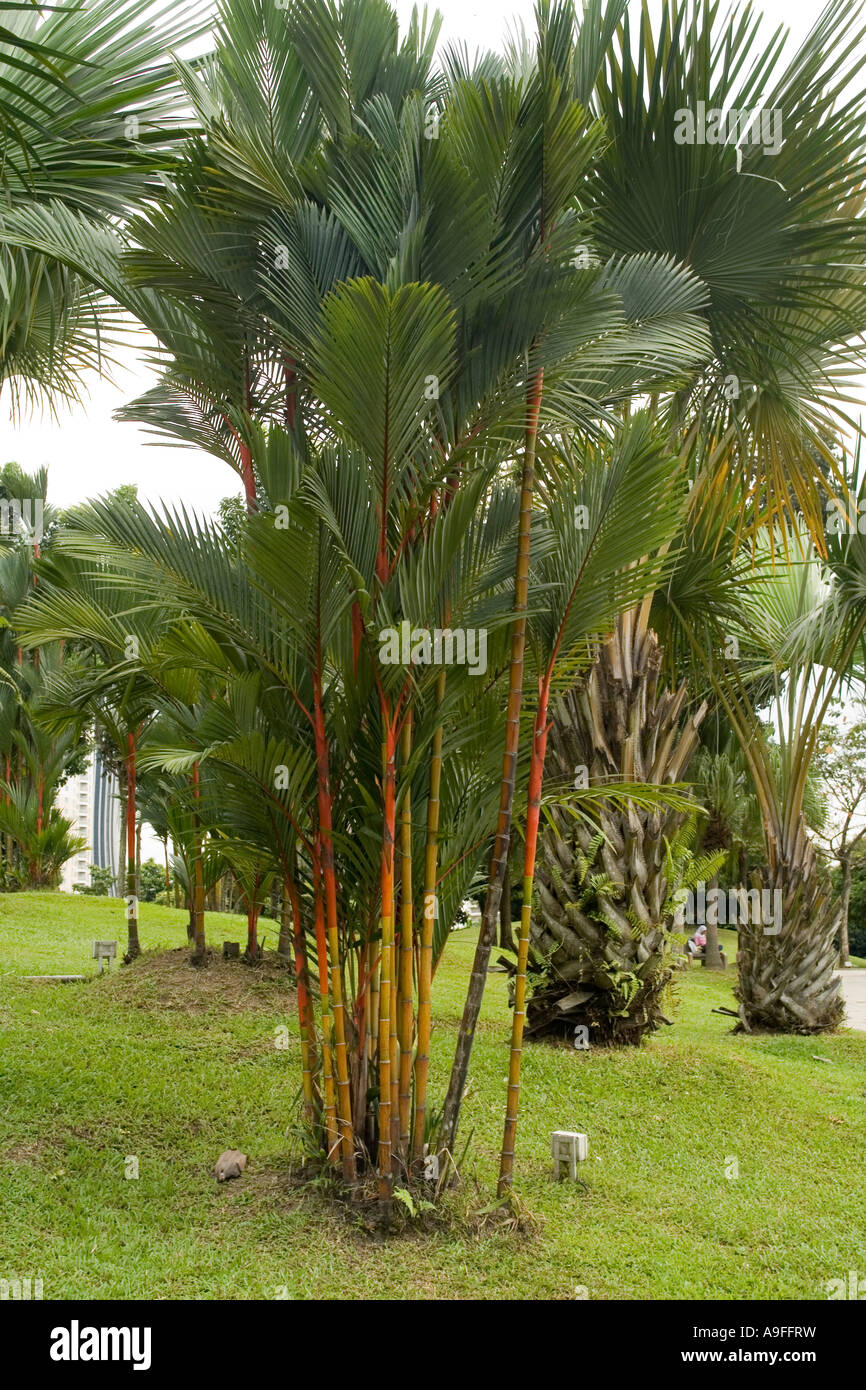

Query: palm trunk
(190, 764), (206, 964)
(117, 769), (127, 900)
(123, 732), (140, 961)
(313, 671), (356, 1182)
(286, 871), (318, 1125)
(312, 850), (339, 1163)
(736, 835), (843, 1033)
(530, 616), (706, 1043)
(839, 853), (852, 966)
(377, 712), (398, 1203)
(241, 449), (256, 508)
(499, 862), (516, 952)
(246, 899), (261, 958)
(439, 368), (544, 1160)
(412, 671), (445, 1164)
(498, 680), (550, 1195)
(389, 934), (399, 1160)
(278, 885), (293, 960)
(397, 715), (415, 1165)
(364, 937), (379, 1146)
(192, 854), (205, 958)
(2, 754), (12, 888)
(135, 818), (142, 905)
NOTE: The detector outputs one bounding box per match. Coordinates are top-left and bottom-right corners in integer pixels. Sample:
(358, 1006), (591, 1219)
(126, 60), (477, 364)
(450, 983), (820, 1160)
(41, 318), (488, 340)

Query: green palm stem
(412, 667), (445, 1165)
(239, 442), (256, 512)
(241, 351), (257, 511)
(397, 712), (415, 1165)
(245, 874), (262, 958)
(410, 484), (447, 1166)
(190, 761), (206, 963)
(283, 355), (297, 430)
(366, 931), (379, 1105)
(389, 936), (399, 1160)
(312, 661), (355, 1181)
(117, 763), (127, 909)
(311, 845), (339, 1163)
(3, 753), (12, 886)
(388, 722), (401, 1163)
(440, 365), (544, 1159)
(123, 729), (140, 961)
(278, 886), (292, 959)
(376, 705), (398, 1201)
(350, 929), (371, 1140)
(285, 869), (318, 1125)
(498, 674), (551, 1195)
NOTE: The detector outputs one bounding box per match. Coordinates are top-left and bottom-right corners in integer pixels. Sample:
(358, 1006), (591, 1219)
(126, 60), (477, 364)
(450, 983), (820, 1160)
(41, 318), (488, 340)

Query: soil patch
(103, 948), (297, 1015)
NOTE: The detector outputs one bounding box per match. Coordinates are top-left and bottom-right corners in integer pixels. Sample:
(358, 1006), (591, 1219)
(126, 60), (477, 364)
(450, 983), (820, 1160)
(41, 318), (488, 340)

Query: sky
(3, 0), (853, 516)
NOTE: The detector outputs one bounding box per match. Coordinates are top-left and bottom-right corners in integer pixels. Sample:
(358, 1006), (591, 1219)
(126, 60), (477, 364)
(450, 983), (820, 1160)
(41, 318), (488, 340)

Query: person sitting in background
(686, 924), (707, 958)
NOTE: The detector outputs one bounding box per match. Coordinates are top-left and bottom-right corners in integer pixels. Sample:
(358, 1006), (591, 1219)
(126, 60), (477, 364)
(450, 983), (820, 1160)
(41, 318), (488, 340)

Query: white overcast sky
(2, 0), (859, 515)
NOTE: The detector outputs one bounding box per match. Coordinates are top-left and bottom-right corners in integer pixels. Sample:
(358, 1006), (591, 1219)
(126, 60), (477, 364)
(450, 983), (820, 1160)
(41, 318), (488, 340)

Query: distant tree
(138, 858), (165, 903)
(814, 715), (866, 965)
(217, 496), (247, 548)
(73, 864), (114, 896)
(837, 851), (866, 959)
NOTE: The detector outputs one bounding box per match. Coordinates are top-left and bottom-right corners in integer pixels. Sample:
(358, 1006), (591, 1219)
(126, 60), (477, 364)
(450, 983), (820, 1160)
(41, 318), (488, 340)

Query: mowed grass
(1, 895), (864, 1300)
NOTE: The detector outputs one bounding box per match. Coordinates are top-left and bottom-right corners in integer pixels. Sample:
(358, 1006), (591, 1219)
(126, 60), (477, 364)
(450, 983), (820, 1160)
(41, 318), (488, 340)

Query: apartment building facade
(55, 750), (120, 894)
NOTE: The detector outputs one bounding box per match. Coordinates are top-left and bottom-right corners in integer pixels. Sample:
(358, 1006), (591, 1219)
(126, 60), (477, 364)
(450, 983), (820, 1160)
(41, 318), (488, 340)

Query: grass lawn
(1, 893), (864, 1300)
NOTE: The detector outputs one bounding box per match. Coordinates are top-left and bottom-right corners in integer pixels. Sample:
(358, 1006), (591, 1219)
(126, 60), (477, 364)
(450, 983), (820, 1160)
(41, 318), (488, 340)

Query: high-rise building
(55, 750), (120, 894)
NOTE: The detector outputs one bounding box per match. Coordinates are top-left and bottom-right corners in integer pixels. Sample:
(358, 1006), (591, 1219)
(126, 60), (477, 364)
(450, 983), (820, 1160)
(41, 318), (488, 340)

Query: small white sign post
(551, 1130), (588, 1181)
(92, 941), (117, 974)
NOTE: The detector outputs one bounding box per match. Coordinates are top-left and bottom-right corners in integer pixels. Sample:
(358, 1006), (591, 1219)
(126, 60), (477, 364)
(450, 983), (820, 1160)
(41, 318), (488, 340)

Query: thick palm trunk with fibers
(530, 616), (705, 1044)
(736, 833), (843, 1033)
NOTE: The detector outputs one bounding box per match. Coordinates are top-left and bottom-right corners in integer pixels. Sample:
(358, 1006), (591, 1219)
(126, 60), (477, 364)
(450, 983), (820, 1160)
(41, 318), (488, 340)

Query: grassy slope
(1, 894), (863, 1301)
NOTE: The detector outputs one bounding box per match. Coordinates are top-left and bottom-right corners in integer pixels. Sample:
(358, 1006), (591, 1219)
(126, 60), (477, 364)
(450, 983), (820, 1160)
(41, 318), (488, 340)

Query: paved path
(839, 969), (866, 1031)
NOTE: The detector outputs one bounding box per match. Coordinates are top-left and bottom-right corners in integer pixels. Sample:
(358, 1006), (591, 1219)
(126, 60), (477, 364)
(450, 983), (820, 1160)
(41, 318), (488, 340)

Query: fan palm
(540, 0), (866, 1041)
(0, 0), (210, 412)
(685, 521), (865, 1031)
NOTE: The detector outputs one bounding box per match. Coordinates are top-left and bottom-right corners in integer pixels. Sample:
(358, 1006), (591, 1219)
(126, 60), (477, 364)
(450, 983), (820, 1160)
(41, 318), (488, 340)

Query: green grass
(0, 891), (252, 976)
(1, 897), (864, 1300)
